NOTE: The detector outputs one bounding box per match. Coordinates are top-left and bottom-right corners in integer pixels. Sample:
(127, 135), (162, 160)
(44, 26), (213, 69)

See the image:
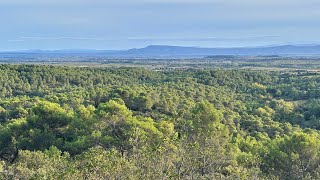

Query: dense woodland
(0, 64), (320, 179)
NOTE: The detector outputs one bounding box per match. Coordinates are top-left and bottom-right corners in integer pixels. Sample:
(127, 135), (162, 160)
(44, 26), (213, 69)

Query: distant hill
(1, 45), (320, 57)
(123, 45), (320, 57)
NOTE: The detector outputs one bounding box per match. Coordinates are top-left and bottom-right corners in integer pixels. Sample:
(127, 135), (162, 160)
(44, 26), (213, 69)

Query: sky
(0, 0), (320, 50)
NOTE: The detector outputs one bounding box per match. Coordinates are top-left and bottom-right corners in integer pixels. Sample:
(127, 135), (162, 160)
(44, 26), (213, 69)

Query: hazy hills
(2, 45), (320, 57)
(124, 45), (320, 57)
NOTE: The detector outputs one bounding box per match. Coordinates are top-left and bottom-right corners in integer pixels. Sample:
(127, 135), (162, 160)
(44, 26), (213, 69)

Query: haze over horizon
(1, 0), (320, 51)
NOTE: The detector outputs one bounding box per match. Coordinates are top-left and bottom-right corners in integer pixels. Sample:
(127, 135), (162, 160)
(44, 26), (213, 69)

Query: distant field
(1, 55), (320, 71)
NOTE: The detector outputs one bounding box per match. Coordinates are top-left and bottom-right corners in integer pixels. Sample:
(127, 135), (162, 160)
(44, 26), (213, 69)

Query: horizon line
(1, 43), (320, 53)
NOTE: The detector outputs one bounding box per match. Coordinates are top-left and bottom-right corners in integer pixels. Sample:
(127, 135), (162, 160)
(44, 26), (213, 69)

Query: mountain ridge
(1, 45), (320, 57)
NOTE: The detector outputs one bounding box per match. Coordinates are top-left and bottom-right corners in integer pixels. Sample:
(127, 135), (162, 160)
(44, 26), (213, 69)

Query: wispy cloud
(15, 35), (280, 42)
(0, 0), (218, 5)
(19, 36), (114, 41)
(128, 36), (280, 42)
(7, 39), (25, 42)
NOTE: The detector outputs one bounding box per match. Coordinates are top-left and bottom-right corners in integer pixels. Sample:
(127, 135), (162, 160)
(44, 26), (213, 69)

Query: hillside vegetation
(0, 65), (320, 179)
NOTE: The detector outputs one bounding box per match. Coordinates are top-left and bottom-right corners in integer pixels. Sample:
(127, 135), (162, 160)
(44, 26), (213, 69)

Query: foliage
(0, 65), (320, 179)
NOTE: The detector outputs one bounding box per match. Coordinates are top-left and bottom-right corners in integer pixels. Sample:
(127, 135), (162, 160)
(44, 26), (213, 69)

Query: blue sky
(1, 0), (320, 50)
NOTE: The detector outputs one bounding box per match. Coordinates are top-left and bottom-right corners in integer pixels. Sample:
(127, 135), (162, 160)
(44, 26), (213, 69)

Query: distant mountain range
(2, 45), (320, 57)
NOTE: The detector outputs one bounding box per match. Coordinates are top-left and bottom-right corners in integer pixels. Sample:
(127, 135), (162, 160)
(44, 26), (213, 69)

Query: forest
(0, 64), (320, 179)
